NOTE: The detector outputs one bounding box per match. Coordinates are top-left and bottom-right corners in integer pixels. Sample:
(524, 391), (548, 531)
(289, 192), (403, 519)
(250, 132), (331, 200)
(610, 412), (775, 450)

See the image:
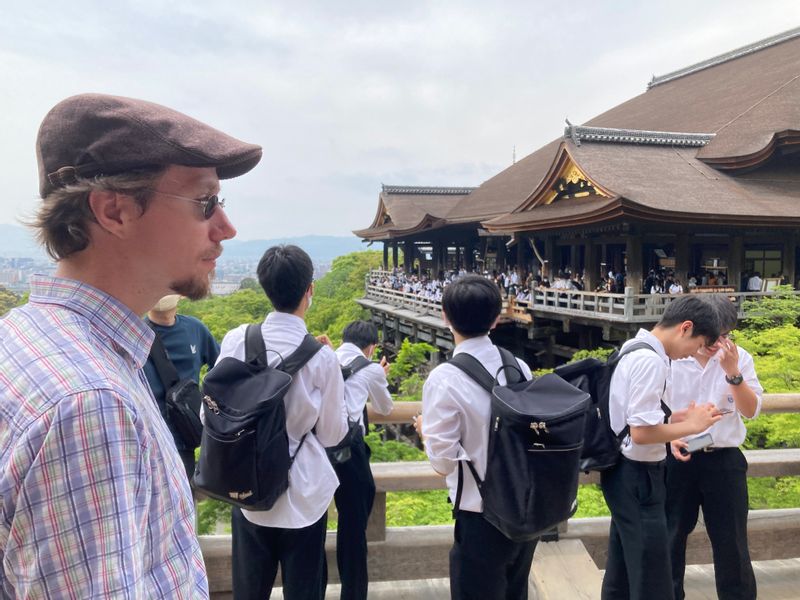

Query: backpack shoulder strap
(281, 334), (324, 376)
(497, 346), (527, 385)
(244, 323), (268, 367)
(612, 340), (671, 423)
(147, 330), (180, 389)
(448, 352), (494, 393)
(344, 355), (372, 380)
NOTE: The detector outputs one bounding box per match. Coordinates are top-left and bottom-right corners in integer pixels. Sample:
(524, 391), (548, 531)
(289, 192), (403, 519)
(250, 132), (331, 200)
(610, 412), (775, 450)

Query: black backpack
(325, 355), (374, 464)
(193, 324), (322, 510)
(146, 329), (204, 450)
(554, 341), (668, 472)
(448, 348), (591, 542)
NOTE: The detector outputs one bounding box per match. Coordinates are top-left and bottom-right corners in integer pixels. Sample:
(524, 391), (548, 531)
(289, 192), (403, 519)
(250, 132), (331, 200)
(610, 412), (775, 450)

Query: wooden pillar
(403, 241), (413, 272)
(392, 243), (399, 269)
(544, 236), (556, 279)
(584, 241), (597, 291)
(382, 243), (389, 270)
(729, 234), (743, 291)
(783, 236), (796, 286)
(601, 244), (609, 278)
(517, 239), (525, 271)
(570, 243), (580, 277)
(497, 238), (507, 271)
(675, 233), (690, 286)
(433, 240), (443, 278)
(625, 234), (643, 293)
(455, 245), (462, 270)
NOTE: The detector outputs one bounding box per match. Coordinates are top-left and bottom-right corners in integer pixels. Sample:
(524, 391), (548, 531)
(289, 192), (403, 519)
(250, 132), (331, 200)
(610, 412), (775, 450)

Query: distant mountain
(0, 224), (46, 259)
(0, 224), (370, 263)
(220, 236), (371, 262)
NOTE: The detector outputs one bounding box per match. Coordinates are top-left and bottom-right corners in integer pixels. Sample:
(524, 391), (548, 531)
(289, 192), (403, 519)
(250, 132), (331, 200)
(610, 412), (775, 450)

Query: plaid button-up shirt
(0, 275), (208, 599)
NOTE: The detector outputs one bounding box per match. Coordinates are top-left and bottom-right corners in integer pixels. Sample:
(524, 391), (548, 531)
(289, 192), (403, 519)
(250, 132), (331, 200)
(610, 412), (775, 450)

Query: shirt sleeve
(3, 390), (151, 599)
(422, 369), (468, 476)
(738, 348), (764, 419)
(365, 363), (393, 415)
(625, 353), (669, 427)
(312, 347), (349, 447)
(201, 325), (220, 369)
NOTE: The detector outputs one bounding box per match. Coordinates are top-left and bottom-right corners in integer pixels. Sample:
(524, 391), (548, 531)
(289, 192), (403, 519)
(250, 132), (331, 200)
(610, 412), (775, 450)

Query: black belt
(621, 455), (666, 467)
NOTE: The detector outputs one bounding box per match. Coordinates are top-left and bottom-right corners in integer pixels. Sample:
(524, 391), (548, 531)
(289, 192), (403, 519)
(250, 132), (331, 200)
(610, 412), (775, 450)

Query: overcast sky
(1, 2), (798, 240)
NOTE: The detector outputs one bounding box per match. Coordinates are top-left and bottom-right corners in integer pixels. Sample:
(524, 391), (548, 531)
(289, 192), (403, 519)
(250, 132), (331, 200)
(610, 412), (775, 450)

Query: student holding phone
(666, 296), (763, 600)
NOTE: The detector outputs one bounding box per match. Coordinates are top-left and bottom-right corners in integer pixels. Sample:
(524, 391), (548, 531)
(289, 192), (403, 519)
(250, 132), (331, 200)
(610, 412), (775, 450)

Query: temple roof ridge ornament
(564, 123), (715, 147)
(381, 184), (476, 195)
(647, 26), (800, 89)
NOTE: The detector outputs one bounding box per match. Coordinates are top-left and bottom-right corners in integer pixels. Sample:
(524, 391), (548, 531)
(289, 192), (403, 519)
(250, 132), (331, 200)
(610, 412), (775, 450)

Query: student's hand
(315, 334), (333, 348)
(718, 337), (740, 379)
(413, 413), (424, 440)
(669, 402), (693, 424)
(685, 402), (722, 433)
(380, 356), (390, 375)
(670, 439), (692, 462)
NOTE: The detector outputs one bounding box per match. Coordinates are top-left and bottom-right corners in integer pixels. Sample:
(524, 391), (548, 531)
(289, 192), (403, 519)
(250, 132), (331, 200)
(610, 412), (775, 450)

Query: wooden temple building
(354, 28), (800, 364)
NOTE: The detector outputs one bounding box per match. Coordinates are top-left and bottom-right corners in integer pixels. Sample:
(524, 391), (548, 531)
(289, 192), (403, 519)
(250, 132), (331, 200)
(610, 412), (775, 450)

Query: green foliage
(388, 339), (436, 385)
(239, 277), (259, 290)
(747, 476), (800, 509)
(575, 485), (610, 517)
(742, 285), (800, 329)
(178, 289), (271, 341)
(735, 324), (800, 393)
(0, 286), (21, 317)
(569, 347), (615, 362)
(196, 498), (231, 535)
(386, 490), (454, 526)
(365, 427), (426, 462)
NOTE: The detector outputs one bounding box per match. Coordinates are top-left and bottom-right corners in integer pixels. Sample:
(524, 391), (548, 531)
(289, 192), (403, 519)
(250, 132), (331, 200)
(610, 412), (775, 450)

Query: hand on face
(717, 336), (740, 376)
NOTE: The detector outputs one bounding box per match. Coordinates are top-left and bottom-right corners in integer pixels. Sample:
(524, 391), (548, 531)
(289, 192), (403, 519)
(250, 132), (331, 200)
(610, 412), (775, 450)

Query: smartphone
(679, 432), (714, 456)
(716, 408), (734, 415)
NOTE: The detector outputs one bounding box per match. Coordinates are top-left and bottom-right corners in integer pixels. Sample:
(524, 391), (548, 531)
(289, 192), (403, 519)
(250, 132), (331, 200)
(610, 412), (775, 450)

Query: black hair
(704, 295), (739, 332)
(442, 274), (501, 337)
(342, 320), (379, 350)
(256, 244), (314, 312)
(657, 295), (720, 343)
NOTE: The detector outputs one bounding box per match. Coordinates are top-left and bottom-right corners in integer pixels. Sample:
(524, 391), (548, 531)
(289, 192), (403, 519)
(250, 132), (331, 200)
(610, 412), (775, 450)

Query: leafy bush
(742, 285), (800, 330)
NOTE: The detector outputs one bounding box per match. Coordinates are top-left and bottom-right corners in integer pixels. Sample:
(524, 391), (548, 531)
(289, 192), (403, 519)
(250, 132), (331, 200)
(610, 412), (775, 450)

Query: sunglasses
(147, 190), (225, 219)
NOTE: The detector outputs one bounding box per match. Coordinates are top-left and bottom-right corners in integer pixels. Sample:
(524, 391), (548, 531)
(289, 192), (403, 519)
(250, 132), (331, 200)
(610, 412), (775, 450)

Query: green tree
(0, 285), (20, 317)
(741, 284), (800, 329)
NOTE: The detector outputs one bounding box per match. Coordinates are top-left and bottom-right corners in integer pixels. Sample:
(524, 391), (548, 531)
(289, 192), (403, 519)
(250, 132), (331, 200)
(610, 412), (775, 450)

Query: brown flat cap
(36, 93), (262, 197)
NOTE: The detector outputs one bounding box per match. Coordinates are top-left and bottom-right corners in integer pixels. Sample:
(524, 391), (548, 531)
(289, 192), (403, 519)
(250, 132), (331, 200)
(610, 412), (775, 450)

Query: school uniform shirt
(422, 336), (532, 513)
(671, 347), (763, 447)
(217, 312), (349, 529)
(609, 329), (672, 462)
(335, 342), (393, 431)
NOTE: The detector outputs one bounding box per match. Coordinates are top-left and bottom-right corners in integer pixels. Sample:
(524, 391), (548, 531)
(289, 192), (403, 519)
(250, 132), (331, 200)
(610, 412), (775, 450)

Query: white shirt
(335, 342), (393, 431)
(217, 312), (348, 528)
(422, 336), (532, 513)
(669, 283), (683, 294)
(671, 347), (763, 447)
(609, 329), (672, 462)
(747, 276), (762, 291)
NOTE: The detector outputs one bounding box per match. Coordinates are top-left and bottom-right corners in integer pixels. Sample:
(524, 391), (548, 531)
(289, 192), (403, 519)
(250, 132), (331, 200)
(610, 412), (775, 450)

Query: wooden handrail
(367, 394), (800, 424)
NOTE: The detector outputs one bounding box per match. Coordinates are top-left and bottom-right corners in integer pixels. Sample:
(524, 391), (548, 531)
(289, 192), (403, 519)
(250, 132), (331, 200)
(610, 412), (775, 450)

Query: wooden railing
(364, 270), (800, 324)
(200, 395), (800, 594)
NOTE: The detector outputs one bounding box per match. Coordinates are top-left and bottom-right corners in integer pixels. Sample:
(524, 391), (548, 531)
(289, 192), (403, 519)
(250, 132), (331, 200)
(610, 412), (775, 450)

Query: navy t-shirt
(143, 315), (219, 449)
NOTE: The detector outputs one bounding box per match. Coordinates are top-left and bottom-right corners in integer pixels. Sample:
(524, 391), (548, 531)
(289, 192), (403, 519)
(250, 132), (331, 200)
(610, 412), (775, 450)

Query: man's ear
(680, 320), (694, 337)
(490, 315), (501, 331)
(87, 189), (137, 238)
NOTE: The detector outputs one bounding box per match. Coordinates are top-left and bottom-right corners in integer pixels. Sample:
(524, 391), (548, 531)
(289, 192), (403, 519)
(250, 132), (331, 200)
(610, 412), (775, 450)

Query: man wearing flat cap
(0, 93), (261, 599)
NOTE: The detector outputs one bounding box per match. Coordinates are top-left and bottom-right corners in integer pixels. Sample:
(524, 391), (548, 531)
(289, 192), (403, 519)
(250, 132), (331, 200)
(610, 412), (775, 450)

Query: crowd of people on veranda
(0, 93), (765, 600)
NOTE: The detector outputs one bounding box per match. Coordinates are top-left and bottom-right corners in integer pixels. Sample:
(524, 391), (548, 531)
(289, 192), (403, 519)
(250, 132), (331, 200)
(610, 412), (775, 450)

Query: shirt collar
(265, 310), (308, 332)
(29, 274), (154, 368)
(631, 328), (670, 365)
(453, 335), (494, 356)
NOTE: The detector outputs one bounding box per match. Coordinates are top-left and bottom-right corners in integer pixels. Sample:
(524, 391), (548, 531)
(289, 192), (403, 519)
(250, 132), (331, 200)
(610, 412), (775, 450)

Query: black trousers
(231, 507), (327, 600)
(450, 510), (538, 600)
(666, 448), (756, 600)
(600, 457), (673, 600)
(332, 437), (375, 600)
